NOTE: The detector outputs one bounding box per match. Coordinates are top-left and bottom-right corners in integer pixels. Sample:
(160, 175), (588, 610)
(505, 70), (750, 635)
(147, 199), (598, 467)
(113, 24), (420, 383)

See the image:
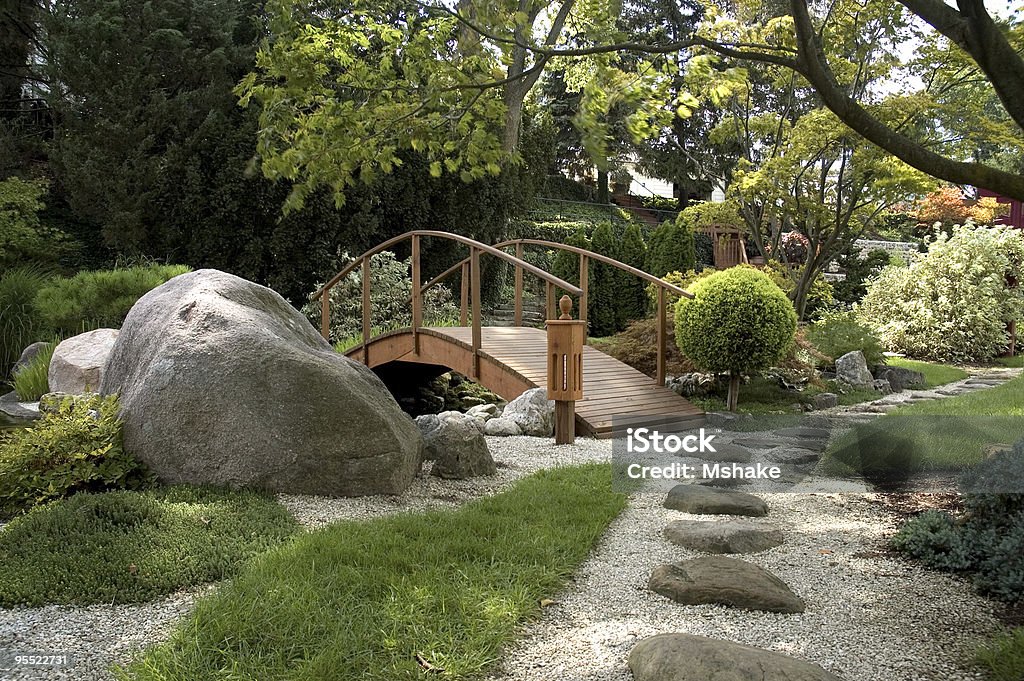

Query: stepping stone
(664, 519), (784, 554)
(765, 448), (820, 465)
(731, 437), (781, 450)
(692, 443), (753, 463)
(648, 556), (805, 613)
(696, 477), (750, 488)
(630, 633), (842, 681)
(664, 484), (768, 517)
(776, 426), (831, 440)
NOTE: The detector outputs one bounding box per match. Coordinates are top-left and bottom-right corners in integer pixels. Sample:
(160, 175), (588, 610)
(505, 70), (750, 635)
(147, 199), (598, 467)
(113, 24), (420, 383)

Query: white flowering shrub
(857, 224), (1024, 362)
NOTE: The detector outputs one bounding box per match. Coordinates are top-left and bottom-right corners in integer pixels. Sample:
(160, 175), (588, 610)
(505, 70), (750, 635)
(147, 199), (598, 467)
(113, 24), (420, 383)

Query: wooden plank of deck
(426, 326), (704, 437)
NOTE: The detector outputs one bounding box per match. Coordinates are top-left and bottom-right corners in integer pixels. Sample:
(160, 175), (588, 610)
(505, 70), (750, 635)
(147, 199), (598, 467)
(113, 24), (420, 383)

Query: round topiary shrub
(675, 267), (797, 410)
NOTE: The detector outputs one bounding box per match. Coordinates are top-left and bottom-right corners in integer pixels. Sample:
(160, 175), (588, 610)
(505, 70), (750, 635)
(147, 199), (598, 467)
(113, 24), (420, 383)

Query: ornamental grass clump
(674, 267), (797, 410)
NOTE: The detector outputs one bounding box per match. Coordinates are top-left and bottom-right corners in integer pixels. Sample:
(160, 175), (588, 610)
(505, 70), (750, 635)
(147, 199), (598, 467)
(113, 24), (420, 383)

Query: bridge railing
(421, 238), (695, 388)
(310, 231), (583, 380)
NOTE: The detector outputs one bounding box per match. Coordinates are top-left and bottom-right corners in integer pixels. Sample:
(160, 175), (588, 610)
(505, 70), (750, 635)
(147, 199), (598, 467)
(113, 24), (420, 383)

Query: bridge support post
(546, 295), (585, 445)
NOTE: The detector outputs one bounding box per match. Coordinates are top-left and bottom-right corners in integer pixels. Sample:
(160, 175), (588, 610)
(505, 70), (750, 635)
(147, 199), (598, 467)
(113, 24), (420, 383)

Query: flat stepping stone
(630, 633), (842, 681)
(696, 477), (750, 488)
(766, 448), (821, 465)
(648, 556), (805, 613)
(776, 426), (831, 440)
(731, 437), (781, 450)
(692, 442), (753, 463)
(664, 519), (784, 554)
(664, 484), (768, 516)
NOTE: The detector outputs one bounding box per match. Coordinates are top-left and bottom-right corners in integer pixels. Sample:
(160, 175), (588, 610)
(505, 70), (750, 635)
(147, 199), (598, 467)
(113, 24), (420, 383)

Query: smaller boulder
(13, 341), (51, 375)
(501, 388), (554, 437)
(466, 403), (500, 421)
(37, 391), (94, 415)
(484, 417), (522, 436)
(694, 443), (753, 464)
(873, 378), (892, 395)
(835, 350), (874, 390)
(811, 392), (838, 410)
(874, 365), (926, 392)
(425, 418), (497, 479)
(48, 329), (119, 394)
(415, 414), (442, 443)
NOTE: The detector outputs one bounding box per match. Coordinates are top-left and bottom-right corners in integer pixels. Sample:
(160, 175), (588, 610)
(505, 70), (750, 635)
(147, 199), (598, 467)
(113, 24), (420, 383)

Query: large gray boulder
(501, 387), (554, 436)
(49, 328), (120, 394)
(664, 484), (769, 517)
(835, 350), (874, 390)
(425, 417), (496, 479)
(629, 634), (842, 681)
(100, 269), (423, 496)
(649, 557), (805, 613)
(664, 519), (784, 554)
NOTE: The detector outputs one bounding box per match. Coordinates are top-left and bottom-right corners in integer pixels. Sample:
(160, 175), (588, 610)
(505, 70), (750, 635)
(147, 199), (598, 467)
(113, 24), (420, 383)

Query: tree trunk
(727, 371), (741, 411)
(597, 167), (609, 204)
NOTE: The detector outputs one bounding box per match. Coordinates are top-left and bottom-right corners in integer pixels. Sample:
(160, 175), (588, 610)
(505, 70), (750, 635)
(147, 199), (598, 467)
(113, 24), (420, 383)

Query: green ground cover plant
(997, 355), (1023, 368)
(820, 376), (1024, 474)
(884, 357), (968, 388)
(805, 310), (885, 366)
(118, 464), (626, 681)
(0, 486), (299, 606)
(0, 394), (151, 519)
(0, 266), (55, 382)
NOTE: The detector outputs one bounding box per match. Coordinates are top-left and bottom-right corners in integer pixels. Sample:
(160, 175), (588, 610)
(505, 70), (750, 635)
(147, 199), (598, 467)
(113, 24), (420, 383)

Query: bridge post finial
(558, 295), (573, 320)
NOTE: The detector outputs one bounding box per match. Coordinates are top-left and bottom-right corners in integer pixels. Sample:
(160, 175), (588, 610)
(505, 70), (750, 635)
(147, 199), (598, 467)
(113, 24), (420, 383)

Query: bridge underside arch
(345, 327), (703, 438)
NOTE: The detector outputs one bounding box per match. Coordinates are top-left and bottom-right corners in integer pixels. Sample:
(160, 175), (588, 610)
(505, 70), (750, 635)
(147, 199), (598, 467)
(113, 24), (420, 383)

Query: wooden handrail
(311, 230), (582, 301)
(417, 238), (695, 388)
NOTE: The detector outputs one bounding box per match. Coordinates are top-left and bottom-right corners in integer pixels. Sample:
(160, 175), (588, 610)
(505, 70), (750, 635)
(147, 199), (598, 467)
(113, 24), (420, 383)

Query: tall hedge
(616, 223), (648, 325)
(551, 227), (590, 301)
(588, 222), (620, 337)
(675, 267), (797, 410)
(646, 219), (696, 278)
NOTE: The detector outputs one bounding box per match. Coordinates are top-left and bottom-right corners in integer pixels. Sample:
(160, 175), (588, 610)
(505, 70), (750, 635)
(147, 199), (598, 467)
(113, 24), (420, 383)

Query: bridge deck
(348, 326), (703, 438)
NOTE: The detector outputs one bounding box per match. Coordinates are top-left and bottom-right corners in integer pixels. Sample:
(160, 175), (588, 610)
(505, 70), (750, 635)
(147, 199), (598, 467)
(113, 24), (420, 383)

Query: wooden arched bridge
(312, 231), (704, 439)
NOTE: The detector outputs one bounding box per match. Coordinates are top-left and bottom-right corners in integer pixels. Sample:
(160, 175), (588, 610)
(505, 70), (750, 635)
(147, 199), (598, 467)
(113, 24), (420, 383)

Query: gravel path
(1, 368), (1017, 681)
(483, 490), (999, 681)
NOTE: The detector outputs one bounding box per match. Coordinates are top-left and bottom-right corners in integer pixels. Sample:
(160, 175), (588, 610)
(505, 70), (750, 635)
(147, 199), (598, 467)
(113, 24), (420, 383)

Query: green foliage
(538, 176), (597, 203)
(761, 260), (836, 319)
(645, 268), (713, 311)
(0, 395), (152, 519)
(588, 315), (694, 379)
(677, 200), (743, 231)
(303, 251), (459, 346)
(893, 441), (1024, 603)
(0, 266), (55, 381)
(119, 464), (626, 681)
(976, 628), (1024, 681)
(33, 264), (190, 334)
(588, 222), (620, 337)
(551, 227), (590, 300)
(0, 177), (75, 268)
(646, 219), (696, 278)
(858, 225), (1024, 362)
(12, 341), (54, 401)
(805, 310), (885, 366)
(675, 267), (798, 376)
(615, 223), (648, 326)
(832, 247), (892, 307)
(0, 486), (299, 606)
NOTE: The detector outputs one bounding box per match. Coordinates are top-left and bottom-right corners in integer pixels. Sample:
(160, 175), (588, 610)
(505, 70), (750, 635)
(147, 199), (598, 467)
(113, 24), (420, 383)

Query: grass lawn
(0, 487), (299, 607)
(119, 464), (626, 681)
(820, 375), (1024, 474)
(691, 376), (879, 416)
(997, 355), (1024, 368)
(884, 357), (968, 387)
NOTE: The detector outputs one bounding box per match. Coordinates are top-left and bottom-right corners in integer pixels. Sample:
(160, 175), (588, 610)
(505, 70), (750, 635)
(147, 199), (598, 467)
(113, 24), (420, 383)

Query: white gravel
(483, 489), (1000, 681)
(0, 427), (1009, 681)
